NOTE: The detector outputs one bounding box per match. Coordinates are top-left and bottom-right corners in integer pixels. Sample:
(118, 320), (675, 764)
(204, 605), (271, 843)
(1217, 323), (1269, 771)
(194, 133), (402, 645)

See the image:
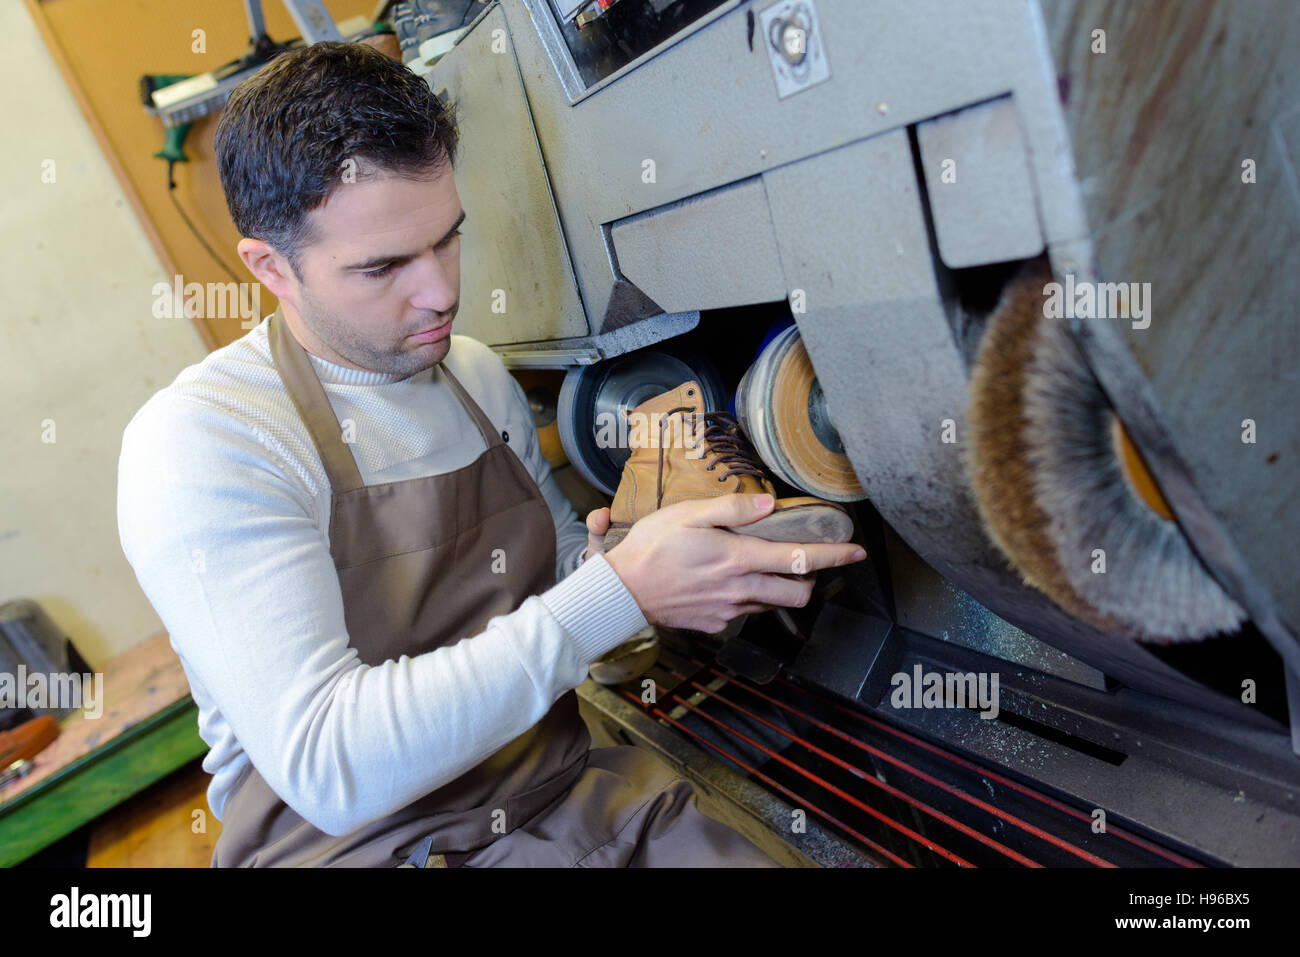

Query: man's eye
(362, 263), (395, 280)
(439, 229), (462, 247)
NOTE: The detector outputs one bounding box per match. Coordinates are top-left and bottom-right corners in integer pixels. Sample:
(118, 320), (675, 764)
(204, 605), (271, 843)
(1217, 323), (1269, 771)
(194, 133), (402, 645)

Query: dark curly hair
(215, 42), (459, 278)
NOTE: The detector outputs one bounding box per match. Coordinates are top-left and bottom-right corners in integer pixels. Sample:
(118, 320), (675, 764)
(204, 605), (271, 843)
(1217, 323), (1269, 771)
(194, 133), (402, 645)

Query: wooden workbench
(0, 631), (208, 866)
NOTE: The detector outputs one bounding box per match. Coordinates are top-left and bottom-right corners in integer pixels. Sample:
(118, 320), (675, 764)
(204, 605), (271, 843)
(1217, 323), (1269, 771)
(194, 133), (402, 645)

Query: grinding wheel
(736, 325), (866, 503)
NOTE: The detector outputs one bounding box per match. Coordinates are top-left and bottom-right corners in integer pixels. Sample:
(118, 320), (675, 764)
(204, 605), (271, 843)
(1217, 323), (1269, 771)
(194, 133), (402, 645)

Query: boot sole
(731, 502), (855, 545)
(602, 502), (852, 551)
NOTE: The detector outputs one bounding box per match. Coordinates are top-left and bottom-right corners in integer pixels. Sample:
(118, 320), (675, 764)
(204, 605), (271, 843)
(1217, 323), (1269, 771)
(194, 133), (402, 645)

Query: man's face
(289, 164), (464, 377)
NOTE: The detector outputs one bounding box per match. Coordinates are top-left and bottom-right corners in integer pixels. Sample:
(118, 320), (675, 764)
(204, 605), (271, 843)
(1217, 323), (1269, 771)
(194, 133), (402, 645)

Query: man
(117, 42), (866, 867)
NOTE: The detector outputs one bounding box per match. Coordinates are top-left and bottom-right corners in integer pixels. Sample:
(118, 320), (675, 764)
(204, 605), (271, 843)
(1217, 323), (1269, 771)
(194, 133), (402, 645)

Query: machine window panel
(547, 0), (733, 89)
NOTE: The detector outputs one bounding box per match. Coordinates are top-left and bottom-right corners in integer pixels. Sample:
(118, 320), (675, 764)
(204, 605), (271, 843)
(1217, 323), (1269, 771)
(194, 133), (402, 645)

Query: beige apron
(212, 311), (778, 868)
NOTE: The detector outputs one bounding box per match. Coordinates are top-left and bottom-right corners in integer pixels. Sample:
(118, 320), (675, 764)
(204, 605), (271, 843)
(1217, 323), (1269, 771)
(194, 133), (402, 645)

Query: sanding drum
(736, 325), (867, 503)
(965, 264), (1245, 643)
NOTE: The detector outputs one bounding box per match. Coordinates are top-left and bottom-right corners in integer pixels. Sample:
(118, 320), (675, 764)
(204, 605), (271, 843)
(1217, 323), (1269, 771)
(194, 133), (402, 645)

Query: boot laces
(656, 406), (766, 508)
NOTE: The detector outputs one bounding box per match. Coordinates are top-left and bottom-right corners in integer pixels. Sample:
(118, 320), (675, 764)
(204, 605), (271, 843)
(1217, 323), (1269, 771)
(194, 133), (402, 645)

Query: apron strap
(268, 309), (366, 493)
(269, 309), (506, 490)
(437, 363), (507, 451)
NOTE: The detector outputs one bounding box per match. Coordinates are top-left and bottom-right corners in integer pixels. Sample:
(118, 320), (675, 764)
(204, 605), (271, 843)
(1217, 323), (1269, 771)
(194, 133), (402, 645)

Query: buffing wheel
(735, 325), (866, 503)
(965, 263), (1245, 643)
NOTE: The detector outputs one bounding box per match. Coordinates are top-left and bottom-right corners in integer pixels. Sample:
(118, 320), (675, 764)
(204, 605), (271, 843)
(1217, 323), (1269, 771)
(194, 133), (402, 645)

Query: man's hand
(601, 494), (867, 634)
(582, 507), (611, 563)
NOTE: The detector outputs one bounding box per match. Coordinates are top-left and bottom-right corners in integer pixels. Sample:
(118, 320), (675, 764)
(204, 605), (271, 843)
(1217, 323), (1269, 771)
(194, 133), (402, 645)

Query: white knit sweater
(116, 317), (647, 836)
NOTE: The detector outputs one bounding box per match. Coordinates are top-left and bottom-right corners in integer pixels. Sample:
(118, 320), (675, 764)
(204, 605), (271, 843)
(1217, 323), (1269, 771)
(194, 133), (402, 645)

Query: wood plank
(87, 758), (222, 868)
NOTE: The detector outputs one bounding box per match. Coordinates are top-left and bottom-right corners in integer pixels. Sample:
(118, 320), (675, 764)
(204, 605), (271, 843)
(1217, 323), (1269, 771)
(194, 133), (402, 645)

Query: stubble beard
(298, 282), (450, 377)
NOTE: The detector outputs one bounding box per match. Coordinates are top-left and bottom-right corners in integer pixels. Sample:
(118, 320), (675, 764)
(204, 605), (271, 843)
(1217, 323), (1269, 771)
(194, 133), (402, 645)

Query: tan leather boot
(603, 381), (854, 549)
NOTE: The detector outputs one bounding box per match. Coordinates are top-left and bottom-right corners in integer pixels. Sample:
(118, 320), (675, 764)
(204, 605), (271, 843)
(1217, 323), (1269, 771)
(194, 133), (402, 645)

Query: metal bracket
(272, 0), (344, 43)
(758, 0), (830, 99)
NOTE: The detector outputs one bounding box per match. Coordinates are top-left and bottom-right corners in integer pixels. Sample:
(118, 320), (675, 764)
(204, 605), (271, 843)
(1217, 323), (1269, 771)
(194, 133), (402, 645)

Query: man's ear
(358, 32), (402, 62)
(238, 238), (297, 301)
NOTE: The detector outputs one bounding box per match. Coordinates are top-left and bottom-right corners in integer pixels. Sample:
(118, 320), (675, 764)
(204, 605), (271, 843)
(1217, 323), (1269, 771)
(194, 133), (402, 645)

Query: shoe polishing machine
(421, 0), (1300, 866)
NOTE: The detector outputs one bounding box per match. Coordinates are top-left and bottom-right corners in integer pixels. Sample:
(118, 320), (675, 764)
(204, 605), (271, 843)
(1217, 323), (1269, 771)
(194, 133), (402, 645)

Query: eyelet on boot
(717, 476), (726, 482)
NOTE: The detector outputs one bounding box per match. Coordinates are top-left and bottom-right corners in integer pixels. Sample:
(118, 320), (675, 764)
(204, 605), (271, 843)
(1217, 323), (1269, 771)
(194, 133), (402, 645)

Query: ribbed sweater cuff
(540, 552), (649, 663)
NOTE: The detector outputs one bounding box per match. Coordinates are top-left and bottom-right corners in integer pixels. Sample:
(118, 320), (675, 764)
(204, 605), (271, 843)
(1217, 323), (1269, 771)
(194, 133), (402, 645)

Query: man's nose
(407, 250), (457, 313)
